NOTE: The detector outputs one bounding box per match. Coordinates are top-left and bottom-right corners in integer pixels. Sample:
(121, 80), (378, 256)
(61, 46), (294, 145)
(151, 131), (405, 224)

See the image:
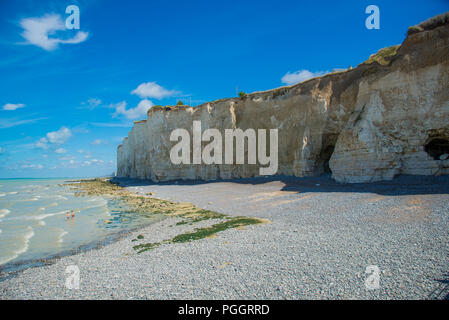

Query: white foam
(0, 209), (10, 218)
(0, 193), (5, 197)
(34, 210), (68, 221)
(0, 226), (34, 265)
(19, 185), (39, 189)
(17, 197), (42, 202)
(7, 191), (18, 195)
(57, 230), (68, 244)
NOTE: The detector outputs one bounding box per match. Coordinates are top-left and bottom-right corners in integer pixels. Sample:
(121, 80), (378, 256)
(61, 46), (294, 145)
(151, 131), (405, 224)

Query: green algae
(66, 178), (267, 254)
(133, 216), (265, 254)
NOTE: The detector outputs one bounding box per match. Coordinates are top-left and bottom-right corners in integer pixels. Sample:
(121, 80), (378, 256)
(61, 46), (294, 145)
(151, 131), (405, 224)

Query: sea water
(0, 178), (158, 270)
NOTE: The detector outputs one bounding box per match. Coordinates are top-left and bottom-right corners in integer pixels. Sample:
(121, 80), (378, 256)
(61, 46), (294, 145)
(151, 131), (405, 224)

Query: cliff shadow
(111, 174), (449, 197)
(429, 273), (449, 300)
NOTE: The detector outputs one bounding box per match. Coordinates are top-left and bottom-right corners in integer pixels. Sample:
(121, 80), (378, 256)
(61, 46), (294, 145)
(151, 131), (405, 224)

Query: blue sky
(0, 0), (448, 178)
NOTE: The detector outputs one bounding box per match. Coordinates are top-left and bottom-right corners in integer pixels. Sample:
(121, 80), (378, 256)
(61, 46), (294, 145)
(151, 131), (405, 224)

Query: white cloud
(281, 70), (328, 85)
(131, 82), (179, 99)
(46, 127), (71, 144)
(2, 103), (25, 111)
(21, 164), (43, 169)
(20, 14), (88, 51)
(112, 99), (153, 120)
(55, 148), (67, 154)
(35, 127), (71, 150)
(59, 155), (74, 161)
(88, 98), (101, 107)
(90, 122), (132, 128)
(80, 98), (102, 110)
(91, 139), (107, 145)
(35, 137), (48, 149)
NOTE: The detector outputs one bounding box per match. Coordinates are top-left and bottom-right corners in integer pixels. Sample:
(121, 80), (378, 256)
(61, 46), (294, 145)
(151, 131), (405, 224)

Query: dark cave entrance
(316, 134), (337, 175)
(320, 145), (335, 174)
(424, 138), (449, 160)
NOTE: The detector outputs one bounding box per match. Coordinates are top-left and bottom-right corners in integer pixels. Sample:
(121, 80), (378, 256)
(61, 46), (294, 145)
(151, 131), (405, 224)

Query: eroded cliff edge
(117, 13), (449, 183)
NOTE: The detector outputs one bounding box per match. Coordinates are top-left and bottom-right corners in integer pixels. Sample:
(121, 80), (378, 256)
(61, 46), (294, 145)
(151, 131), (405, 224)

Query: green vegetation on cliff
(363, 44), (400, 66)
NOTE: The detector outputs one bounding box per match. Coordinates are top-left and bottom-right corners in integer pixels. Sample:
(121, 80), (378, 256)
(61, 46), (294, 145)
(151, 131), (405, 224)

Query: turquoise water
(0, 179), (157, 268)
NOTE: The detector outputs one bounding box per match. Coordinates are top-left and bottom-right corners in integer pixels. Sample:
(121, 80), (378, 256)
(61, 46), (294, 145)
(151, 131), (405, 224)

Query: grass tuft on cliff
(407, 11), (449, 36)
(363, 45), (400, 66)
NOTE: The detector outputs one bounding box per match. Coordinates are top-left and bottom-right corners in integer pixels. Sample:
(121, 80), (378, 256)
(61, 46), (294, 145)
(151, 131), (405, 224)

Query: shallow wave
(34, 210), (68, 221)
(0, 226), (34, 265)
(0, 209), (10, 219)
(57, 230), (68, 244)
(0, 193), (5, 197)
(16, 197), (41, 202)
(18, 185), (40, 189)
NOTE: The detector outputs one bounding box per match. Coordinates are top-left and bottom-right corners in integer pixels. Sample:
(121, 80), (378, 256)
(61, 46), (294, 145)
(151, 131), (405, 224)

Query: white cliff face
(118, 19), (449, 183)
(330, 64), (449, 182)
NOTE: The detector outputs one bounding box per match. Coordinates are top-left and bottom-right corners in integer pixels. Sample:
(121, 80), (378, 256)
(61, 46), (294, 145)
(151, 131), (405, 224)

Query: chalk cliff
(117, 13), (449, 183)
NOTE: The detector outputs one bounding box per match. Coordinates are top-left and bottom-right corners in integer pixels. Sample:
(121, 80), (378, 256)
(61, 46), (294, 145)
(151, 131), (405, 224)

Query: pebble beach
(1, 175), (448, 300)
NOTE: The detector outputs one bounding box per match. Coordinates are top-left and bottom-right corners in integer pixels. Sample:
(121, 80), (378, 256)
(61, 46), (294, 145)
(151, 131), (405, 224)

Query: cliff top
(407, 11), (449, 35)
(127, 11), (449, 126)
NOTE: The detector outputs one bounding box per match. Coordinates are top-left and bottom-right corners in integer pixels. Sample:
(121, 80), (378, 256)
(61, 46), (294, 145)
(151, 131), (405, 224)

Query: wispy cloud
(131, 82), (179, 99)
(90, 122), (132, 128)
(20, 14), (88, 51)
(55, 148), (67, 154)
(91, 139), (107, 145)
(281, 70), (328, 85)
(112, 99), (153, 120)
(0, 117), (47, 129)
(21, 164), (43, 169)
(79, 98), (102, 110)
(35, 137), (48, 149)
(2, 103), (25, 111)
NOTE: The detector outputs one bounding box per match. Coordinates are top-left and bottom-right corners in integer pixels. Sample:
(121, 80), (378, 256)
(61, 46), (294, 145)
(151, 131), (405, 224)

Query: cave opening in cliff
(320, 145), (335, 174)
(317, 134), (337, 175)
(425, 138), (449, 160)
